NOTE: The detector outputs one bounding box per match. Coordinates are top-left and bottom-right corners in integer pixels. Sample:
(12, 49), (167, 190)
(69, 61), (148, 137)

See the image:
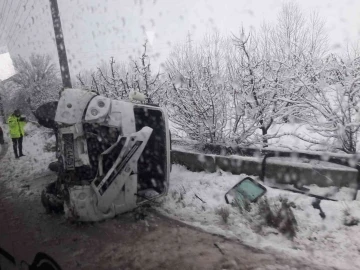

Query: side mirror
(34, 101), (58, 129)
(225, 177), (267, 206)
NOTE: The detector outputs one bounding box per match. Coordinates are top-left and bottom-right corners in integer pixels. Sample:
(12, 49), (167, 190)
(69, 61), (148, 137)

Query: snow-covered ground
(159, 165), (360, 270)
(267, 123), (324, 151)
(2, 125), (360, 269)
(0, 123), (56, 193)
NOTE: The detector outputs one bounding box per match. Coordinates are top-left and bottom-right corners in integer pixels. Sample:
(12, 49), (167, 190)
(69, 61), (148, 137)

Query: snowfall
(1, 124), (360, 270)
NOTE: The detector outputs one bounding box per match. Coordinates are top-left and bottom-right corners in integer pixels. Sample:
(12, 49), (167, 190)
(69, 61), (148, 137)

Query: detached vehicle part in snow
(225, 177), (267, 206)
(40, 88), (171, 222)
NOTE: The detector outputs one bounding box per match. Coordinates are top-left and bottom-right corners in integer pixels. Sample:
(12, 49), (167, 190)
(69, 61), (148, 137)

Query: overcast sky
(0, 0), (360, 79)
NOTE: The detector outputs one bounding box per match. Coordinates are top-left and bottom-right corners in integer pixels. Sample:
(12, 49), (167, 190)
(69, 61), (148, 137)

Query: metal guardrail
(172, 140), (360, 169)
(171, 148), (360, 200)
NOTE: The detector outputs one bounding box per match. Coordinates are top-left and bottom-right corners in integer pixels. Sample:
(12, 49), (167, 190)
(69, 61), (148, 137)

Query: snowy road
(0, 167), (335, 270)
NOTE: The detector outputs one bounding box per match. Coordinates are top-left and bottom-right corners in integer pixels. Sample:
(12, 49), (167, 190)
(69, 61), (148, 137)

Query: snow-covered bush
(216, 206), (230, 223)
(287, 55), (360, 153)
(237, 197), (298, 240)
(165, 32), (229, 143)
(9, 54), (61, 112)
(0, 81), (35, 121)
(225, 3), (328, 147)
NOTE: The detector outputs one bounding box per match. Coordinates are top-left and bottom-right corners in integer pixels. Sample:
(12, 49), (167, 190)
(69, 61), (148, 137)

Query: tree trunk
(344, 128), (356, 154)
(261, 127), (268, 148)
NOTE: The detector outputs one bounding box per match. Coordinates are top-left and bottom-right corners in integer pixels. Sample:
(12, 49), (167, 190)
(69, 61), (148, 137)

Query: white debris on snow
(158, 165), (360, 270)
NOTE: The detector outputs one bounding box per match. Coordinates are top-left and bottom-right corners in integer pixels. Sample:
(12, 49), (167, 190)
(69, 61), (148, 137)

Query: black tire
(41, 181), (64, 214)
(29, 253), (62, 270)
(48, 161), (60, 173)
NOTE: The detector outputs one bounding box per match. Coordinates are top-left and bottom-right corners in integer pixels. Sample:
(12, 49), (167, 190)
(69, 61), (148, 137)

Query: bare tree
(231, 27), (307, 147)
(225, 39), (259, 144)
(75, 69), (99, 93)
(344, 40), (360, 62)
(76, 41), (164, 104)
(284, 54), (360, 153)
(307, 11), (328, 59)
(165, 32), (228, 143)
(228, 3), (329, 147)
(131, 41), (164, 103)
(96, 58), (125, 98)
(262, 2), (328, 62)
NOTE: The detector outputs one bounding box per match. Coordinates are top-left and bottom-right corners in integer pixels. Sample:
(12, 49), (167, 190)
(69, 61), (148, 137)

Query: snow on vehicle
(40, 88), (171, 222)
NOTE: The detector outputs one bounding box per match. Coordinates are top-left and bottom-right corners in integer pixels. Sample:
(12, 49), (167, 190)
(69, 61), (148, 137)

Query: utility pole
(49, 0), (72, 88)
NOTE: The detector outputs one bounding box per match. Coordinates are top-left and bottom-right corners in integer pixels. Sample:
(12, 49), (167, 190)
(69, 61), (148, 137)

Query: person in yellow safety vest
(7, 109), (27, 159)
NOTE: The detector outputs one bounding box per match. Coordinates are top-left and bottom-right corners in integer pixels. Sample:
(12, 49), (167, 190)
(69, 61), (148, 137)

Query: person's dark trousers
(12, 136), (24, 158)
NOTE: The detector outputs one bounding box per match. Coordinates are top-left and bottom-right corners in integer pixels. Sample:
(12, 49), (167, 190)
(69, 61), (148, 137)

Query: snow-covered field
(159, 165), (360, 270)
